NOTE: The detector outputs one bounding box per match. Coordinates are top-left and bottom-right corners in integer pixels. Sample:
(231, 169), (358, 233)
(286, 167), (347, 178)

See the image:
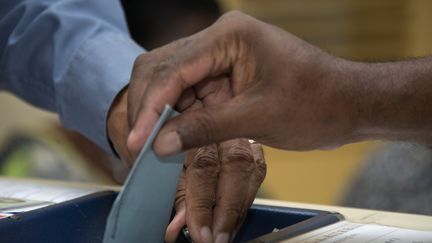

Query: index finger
(185, 145), (219, 243)
(212, 139), (257, 242)
(126, 24), (238, 154)
(126, 47), (187, 154)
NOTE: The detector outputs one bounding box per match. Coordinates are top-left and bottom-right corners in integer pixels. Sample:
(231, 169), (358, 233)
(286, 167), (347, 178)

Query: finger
(127, 44), (180, 128)
(231, 143), (266, 240)
(212, 139), (256, 242)
(126, 35), (228, 155)
(195, 75), (232, 103)
(127, 55), (152, 126)
(106, 88), (135, 165)
(178, 93), (216, 243)
(153, 92), (266, 156)
(166, 162), (187, 242)
(165, 205), (186, 243)
(185, 145), (219, 243)
(176, 87), (198, 112)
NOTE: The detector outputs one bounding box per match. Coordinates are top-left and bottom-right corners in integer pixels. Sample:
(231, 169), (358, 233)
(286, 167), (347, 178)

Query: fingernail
(127, 130), (137, 149)
(215, 233), (230, 243)
(200, 226), (212, 243)
(155, 131), (181, 156)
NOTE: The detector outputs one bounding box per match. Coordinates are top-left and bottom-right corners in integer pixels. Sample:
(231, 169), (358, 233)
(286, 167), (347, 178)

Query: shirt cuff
(57, 33), (144, 153)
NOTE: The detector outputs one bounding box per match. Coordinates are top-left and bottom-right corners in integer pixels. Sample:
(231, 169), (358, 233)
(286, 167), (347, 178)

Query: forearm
(0, 0), (143, 153)
(347, 57), (432, 144)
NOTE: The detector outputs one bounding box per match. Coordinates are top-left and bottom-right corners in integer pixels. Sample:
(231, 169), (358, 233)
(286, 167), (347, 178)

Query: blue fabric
(0, 0), (144, 153)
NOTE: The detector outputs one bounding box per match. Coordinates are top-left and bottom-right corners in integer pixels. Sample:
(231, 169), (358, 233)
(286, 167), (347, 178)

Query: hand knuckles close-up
(131, 53), (157, 81)
(188, 197), (215, 211)
(132, 53), (147, 71)
(216, 10), (251, 30)
(222, 148), (254, 166)
(148, 63), (176, 91)
(152, 55), (175, 75)
(220, 142), (254, 168)
(190, 150), (219, 171)
(214, 11), (258, 43)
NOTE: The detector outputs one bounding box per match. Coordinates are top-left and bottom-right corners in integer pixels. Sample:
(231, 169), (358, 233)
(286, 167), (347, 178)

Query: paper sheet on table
(283, 221), (432, 243)
(0, 178), (104, 212)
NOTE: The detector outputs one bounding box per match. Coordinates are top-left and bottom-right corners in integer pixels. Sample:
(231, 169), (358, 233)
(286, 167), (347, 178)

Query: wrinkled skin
(126, 11), (432, 156)
(126, 11), (356, 157)
(107, 87), (266, 243)
(110, 9), (432, 243)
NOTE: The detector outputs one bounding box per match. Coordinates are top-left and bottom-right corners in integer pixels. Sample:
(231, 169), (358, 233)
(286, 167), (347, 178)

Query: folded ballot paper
(0, 178), (104, 213)
(103, 105), (184, 243)
(0, 105), (186, 243)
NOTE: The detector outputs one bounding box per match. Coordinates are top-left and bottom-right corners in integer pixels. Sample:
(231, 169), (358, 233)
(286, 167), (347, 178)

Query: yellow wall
(220, 0), (432, 205)
(0, 92), (57, 145)
(261, 143), (380, 205)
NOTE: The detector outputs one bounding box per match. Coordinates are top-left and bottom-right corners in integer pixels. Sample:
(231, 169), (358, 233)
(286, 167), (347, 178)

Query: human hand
(107, 86), (266, 243)
(164, 84), (266, 243)
(107, 87), (134, 165)
(166, 140), (265, 243)
(126, 11), (358, 156)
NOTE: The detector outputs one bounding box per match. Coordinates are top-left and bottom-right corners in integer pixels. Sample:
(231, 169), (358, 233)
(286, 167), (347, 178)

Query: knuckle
(225, 150), (254, 166)
(132, 53), (148, 70)
(221, 143), (254, 165)
(190, 147), (219, 170)
(217, 11), (254, 33)
(212, 11), (257, 58)
(189, 199), (214, 213)
(154, 57), (172, 72)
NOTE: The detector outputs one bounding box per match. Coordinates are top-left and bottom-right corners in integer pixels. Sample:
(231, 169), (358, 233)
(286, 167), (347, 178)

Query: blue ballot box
(0, 107), (342, 242)
(0, 190), (342, 243)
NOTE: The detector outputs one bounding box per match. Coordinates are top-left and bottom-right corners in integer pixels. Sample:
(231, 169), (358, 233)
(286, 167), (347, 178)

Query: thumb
(153, 95), (259, 156)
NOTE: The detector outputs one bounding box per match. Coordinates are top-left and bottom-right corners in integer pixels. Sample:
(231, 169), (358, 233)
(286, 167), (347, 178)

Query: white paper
(0, 178), (104, 212)
(284, 221), (432, 243)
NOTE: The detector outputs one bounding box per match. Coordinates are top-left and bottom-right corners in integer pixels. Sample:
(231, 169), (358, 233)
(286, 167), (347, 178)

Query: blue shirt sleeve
(0, 0), (144, 153)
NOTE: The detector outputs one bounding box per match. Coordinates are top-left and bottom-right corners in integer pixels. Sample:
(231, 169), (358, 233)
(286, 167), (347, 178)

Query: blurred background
(1, 0), (431, 214)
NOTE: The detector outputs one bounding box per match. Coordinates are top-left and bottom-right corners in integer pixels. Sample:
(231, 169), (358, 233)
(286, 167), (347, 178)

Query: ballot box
(0, 190), (341, 243)
(2, 178), (432, 242)
(3, 107), (432, 242)
(0, 106), (344, 243)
